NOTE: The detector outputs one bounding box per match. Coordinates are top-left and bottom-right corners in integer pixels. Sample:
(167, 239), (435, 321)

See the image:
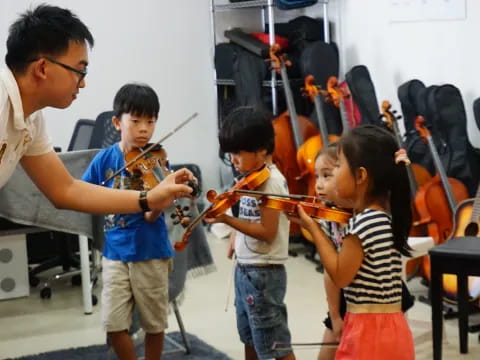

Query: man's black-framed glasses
(43, 56), (87, 85)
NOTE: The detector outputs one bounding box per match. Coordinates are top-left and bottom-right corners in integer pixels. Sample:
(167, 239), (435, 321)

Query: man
(0, 4), (193, 214)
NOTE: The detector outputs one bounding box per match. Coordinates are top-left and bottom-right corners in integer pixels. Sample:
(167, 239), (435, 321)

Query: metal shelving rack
(211, 0), (279, 114)
(210, 0), (330, 115)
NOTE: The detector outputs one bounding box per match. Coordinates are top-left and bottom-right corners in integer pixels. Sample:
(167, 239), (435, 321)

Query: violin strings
(233, 189), (317, 201)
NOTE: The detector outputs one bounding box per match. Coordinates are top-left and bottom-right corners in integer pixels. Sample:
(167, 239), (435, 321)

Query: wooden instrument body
(452, 198), (480, 238)
(272, 111), (319, 196)
(295, 134), (338, 196)
(380, 101), (433, 278)
(414, 116), (471, 300)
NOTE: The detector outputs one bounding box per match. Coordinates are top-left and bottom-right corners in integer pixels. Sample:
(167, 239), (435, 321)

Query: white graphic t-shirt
(234, 164), (290, 265)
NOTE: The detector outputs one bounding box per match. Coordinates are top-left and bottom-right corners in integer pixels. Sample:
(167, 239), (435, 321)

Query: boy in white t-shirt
(205, 106), (295, 360)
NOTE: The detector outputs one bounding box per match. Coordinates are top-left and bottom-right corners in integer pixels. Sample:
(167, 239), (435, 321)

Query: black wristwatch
(139, 190), (151, 212)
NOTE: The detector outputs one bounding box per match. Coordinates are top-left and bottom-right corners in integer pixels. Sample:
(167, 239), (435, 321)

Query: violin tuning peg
(173, 219), (181, 225)
(183, 206), (190, 212)
(170, 213), (177, 219)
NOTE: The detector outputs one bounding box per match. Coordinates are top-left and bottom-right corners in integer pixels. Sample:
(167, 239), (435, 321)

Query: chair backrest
(67, 119), (95, 151)
(474, 97), (480, 132)
(89, 111), (120, 149)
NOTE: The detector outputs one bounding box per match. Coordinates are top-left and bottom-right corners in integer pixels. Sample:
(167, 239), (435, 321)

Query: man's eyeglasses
(43, 56), (87, 86)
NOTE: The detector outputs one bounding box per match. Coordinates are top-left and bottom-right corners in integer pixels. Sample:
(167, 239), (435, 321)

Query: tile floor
(1, 231), (479, 359)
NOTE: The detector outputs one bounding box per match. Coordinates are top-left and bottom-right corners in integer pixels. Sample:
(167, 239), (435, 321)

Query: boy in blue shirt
(82, 83), (172, 360)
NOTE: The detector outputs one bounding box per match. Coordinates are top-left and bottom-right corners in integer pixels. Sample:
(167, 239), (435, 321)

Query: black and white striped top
(343, 209), (402, 305)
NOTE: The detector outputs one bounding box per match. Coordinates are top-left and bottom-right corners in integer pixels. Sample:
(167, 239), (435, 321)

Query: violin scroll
(321, 76), (345, 108)
(414, 116), (429, 143)
(380, 100), (402, 131)
(301, 75), (320, 102)
(268, 43), (291, 73)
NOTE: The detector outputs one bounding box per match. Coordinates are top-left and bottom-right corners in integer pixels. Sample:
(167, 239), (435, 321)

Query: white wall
(2, 0), (478, 189)
(0, 0), (220, 188)
(337, 0), (480, 147)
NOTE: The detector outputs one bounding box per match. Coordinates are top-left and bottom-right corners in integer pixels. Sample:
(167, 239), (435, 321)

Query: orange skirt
(335, 312), (414, 360)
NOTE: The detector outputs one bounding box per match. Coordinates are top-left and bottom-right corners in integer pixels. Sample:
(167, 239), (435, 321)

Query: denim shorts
(234, 264), (293, 359)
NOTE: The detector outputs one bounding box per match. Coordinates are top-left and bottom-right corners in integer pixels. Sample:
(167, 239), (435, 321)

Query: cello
(381, 101), (432, 278)
(321, 76), (361, 132)
(414, 116), (472, 301)
(268, 44), (319, 201)
(295, 75), (340, 193)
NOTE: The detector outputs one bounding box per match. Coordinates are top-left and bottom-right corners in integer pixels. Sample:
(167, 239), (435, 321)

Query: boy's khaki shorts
(102, 257), (172, 334)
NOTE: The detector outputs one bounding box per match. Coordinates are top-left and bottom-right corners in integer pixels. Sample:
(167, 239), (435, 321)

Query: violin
(174, 165), (271, 251)
(233, 189), (352, 224)
(124, 144), (195, 227)
(124, 144), (171, 190)
(100, 113), (199, 227)
(101, 112), (197, 185)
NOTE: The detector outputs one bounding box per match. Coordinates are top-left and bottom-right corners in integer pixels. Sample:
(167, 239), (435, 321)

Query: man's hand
(147, 168), (195, 210)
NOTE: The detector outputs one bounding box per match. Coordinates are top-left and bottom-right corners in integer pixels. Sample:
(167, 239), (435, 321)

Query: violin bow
(101, 112), (198, 185)
(272, 341), (339, 350)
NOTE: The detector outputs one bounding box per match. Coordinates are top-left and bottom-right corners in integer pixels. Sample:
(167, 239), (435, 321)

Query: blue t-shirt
(81, 143), (173, 262)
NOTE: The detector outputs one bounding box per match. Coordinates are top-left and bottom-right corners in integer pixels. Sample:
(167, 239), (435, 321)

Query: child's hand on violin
(286, 204), (317, 232)
(148, 168), (196, 210)
(203, 213), (228, 224)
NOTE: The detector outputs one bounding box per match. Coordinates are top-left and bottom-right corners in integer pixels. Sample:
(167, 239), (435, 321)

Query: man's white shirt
(0, 67), (53, 189)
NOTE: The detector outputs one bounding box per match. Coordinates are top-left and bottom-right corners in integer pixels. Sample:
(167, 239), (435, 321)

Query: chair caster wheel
(29, 274), (40, 287)
(92, 294), (98, 306)
(71, 274), (82, 286)
(40, 287), (52, 299)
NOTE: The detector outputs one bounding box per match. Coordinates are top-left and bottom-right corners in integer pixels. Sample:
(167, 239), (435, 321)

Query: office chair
(67, 119), (95, 151)
(89, 111), (119, 149)
(27, 119), (97, 299)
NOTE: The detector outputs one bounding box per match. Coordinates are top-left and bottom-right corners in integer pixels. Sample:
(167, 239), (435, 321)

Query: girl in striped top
(293, 125), (415, 360)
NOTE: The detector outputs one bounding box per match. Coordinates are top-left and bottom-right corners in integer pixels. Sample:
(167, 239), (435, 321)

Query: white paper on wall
(389, 0), (466, 23)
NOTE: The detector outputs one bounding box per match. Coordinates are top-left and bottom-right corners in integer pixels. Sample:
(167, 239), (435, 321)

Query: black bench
(430, 236), (480, 359)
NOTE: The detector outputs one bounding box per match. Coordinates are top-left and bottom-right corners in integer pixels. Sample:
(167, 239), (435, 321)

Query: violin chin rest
(187, 180), (200, 198)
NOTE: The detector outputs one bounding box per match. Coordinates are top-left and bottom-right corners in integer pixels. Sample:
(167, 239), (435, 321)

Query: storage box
(0, 234), (29, 300)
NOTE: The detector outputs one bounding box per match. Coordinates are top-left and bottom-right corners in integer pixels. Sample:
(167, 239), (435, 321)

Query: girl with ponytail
(291, 125), (415, 360)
